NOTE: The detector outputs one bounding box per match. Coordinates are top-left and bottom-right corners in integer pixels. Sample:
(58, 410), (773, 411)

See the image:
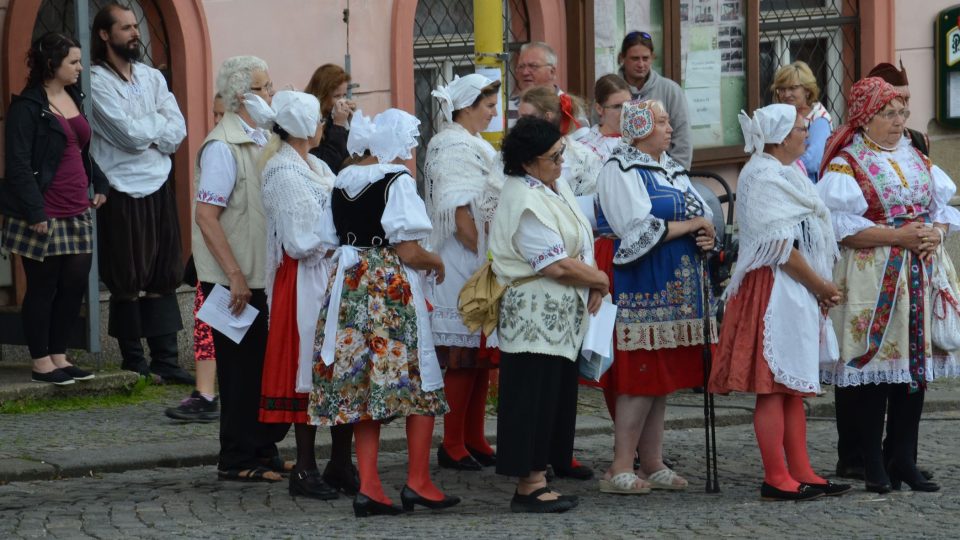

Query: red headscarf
(558, 93), (581, 135)
(819, 77), (901, 177)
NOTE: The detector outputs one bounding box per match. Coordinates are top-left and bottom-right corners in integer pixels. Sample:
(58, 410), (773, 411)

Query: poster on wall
(624, 3), (651, 33)
(594, 0), (620, 80)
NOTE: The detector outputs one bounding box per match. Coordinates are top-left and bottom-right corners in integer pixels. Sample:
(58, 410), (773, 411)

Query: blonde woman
(770, 61), (832, 182)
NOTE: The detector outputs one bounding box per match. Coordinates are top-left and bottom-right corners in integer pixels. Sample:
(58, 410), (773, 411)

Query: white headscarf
(431, 73), (495, 123)
(346, 108), (421, 164)
(243, 91), (321, 139)
(738, 104), (796, 156)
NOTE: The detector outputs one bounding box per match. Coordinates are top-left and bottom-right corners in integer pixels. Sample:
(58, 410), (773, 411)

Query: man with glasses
(618, 31), (692, 169)
(89, 3), (193, 384)
(508, 42), (585, 129)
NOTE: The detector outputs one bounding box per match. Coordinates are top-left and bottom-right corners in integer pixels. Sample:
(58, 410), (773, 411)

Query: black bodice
(331, 171), (405, 248)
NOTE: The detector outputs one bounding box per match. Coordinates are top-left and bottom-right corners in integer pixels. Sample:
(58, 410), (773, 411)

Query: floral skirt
(308, 247), (448, 426)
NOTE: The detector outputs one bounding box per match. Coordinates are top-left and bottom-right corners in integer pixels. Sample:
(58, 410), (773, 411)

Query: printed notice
(196, 284), (259, 344)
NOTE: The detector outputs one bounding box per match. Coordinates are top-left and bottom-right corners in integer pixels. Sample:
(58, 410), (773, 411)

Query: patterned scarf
(819, 77), (899, 177)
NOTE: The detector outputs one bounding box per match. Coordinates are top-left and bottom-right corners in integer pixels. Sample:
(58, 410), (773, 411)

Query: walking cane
(700, 256), (721, 493)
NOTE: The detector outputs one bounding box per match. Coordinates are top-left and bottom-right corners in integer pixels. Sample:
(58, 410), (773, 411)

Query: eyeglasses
(517, 62), (552, 72)
(538, 142), (566, 165)
(791, 125), (808, 134)
(777, 84), (804, 93)
(876, 108), (911, 121)
(625, 31), (652, 40)
(250, 81), (274, 93)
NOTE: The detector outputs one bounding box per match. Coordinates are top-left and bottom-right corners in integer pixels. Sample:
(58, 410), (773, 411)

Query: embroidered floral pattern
(843, 136), (933, 222)
(196, 189), (228, 206)
(528, 243), (566, 270)
(853, 248), (876, 271)
(497, 287), (584, 354)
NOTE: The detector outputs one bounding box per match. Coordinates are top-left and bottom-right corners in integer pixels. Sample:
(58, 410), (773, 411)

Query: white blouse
(575, 124), (621, 163)
(816, 135), (960, 239)
(196, 119), (268, 207)
(513, 175), (595, 271)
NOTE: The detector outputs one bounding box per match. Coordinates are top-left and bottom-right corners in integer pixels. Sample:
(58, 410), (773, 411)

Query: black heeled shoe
(437, 446), (482, 471)
(322, 460), (360, 496)
(400, 485), (461, 512)
(353, 493), (403, 517)
(887, 460), (940, 492)
(289, 469), (339, 500)
(466, 446), (496, 467)
(865, 480), (893, 494)
(759, 482), (824, 502)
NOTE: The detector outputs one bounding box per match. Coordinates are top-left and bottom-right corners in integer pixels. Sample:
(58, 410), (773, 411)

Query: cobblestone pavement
(2, 410), (959, 539)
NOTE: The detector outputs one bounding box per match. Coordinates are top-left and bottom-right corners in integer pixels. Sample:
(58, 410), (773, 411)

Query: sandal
(260, 456), (295, 475)
(646, 468), (688, 490)
(599, 472), (651, 495)
(218, 466), (283, 483)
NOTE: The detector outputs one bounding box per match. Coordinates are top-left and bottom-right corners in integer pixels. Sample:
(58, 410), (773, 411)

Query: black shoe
(865, 480), (892, 494)
(31, 369), (75, 386)
(165, 390), (219, 422)
(466, 446), (496, 467)
(887, 460), (940, 492)
(353, 493), (403, 517)
(806, 480), (853, 497)
(553, 463), (594, 480)
(835, 461), (865, 480)
(437, 446), (482, 471)
(322, 460), (360, 496)
(400, 485), (461, 511)
(759, 482), (825, 501)
(510, 487), (577, 513)
(59, 365), (95, 381)
(152, 366), (196, 386)
(289, 469), (339, 500)
(919, 467), (934, 481)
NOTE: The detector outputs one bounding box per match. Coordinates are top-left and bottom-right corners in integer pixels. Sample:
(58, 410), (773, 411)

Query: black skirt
(97, 182), (182, 297)
(495, 351), (579, 478)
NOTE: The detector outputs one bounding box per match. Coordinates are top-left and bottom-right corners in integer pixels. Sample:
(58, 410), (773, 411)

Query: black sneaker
(60, 365), (95, 381)
(165, 390), (219, 422)
(32, 369), (75, 386)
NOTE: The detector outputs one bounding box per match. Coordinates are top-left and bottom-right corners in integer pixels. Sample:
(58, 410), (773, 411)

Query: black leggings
(20, 253), (93, 359)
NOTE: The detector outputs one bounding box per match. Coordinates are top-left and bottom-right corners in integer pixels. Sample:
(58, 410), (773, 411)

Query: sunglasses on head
(626, 31), (652, 40)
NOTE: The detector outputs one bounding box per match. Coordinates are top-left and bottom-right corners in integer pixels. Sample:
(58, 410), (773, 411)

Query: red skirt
(588, 236), (704, 396)
(259, 253), (309, 424)
(708, 267), (808, 396)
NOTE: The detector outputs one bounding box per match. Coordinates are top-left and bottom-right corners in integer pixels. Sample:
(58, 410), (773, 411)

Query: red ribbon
(559, 93), (581, 134)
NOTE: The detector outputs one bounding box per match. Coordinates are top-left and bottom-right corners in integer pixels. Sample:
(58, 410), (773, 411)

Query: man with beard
(89, 3), (193, 384)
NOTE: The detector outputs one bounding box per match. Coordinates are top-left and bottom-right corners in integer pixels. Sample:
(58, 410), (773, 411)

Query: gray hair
(519, 41), (557, 67)
(216, 55), (268, 112)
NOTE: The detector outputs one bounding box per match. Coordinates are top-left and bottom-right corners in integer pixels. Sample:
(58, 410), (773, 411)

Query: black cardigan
(309, 117), (350, 174)
(0, 84), (109, 224)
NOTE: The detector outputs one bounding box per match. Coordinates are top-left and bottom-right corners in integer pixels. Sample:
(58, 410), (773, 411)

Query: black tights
(20, 253), (93, 359)
(293, 423), (355, 472)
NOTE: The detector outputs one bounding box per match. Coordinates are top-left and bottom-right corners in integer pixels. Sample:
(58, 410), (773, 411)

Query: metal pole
(475, 0), (506, 146)
(76, 0), (102, 365)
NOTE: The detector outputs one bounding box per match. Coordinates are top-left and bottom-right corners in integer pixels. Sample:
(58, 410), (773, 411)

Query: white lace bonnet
(346, 108), (421, 164)
(738, 103), (797, 156)
(431, 73), (495, 123)
(243, 90), (321, 139)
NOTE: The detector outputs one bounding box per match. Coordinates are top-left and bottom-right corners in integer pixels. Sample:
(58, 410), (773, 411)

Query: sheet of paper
(594, 0), (618, 49)
(624, 3), (650, 34)
(581, 301), (617, 358)
(686, 87), (724, 147)
(684, 49), (721, 88)
(477, 67), (505, 133)
(195, 283), (259, 344)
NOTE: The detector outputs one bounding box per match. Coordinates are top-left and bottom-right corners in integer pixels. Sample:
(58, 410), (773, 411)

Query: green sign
(935, 5), (960, 128)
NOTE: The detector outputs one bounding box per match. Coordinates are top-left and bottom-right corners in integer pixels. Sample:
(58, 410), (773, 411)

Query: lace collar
(335, 163), (409, 197)
(609, 143), (684, 174)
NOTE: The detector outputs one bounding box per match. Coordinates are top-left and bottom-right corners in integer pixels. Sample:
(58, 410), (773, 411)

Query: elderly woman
(309, 108), (458, 517)
(424, 73), (501, 471)
(490, 117), (608, 513)
(709, 104), (851, 501)
(575, 74), (633, 163)
(817, 77), (960, 493)
(771, 61), (832, 182)
(594, 100), (715, 494)
(305, 64), (355, 173)
(518, 86), (601, 197)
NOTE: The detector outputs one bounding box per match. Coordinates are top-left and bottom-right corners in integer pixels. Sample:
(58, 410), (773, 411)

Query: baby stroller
(688, 170), (737, 493)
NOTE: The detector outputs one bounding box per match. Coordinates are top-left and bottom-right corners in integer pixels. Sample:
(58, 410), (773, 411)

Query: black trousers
(839, 383), (924, 480)
(200, 283), (289, 471)
(496, 352), (578, 478)
(20, 253), (92, 359)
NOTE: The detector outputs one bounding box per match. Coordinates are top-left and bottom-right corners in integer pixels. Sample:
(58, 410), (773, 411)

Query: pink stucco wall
(893, 0), (951, 133)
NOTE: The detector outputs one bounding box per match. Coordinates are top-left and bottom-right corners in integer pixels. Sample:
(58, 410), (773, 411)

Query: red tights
(441, 368), (493, 459)
(753, 393), (826, 491)
(354, 415), (446, 504)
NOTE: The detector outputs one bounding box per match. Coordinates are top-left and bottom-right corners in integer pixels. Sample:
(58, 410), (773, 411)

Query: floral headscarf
(620, 99), (658, 144)
(819, 77), (900, 177)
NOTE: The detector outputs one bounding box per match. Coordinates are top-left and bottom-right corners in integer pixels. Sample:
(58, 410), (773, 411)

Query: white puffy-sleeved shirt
(514, 175), (595, 271)
(575, 124), (621, 163)
(816, 134), (960, 239)
(196, 119), (269, 207)
(89, 63), (186, 197)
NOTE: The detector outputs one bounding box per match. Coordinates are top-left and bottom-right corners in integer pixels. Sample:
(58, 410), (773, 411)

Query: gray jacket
(621, 68), (692, 169)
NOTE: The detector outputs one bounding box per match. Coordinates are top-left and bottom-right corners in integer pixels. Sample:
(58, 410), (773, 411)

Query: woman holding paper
(708, 104), (850, 501)
(489, 117), (607, 513)
(594, 99), (715, 495)
(308, 108), (459, 517)
(424, 73), (501, 471)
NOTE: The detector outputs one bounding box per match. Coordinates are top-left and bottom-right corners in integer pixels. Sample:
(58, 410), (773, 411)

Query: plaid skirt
(0, 211), (94, 261)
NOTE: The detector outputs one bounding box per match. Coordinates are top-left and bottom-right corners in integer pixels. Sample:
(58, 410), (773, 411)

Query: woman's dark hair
(26, 32), (81, 88)
(501, 117), (562, 177)
(594, 74), (630, 105)
(619, 30), (655, 58)
(91, 3), (131, 66)
(452, 81), (502, 121)
(272, 123), (290, 141)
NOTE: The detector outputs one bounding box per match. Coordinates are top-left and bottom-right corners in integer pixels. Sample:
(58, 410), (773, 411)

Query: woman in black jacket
(304, 64), (355, 173)
(0, 32), (109, 385)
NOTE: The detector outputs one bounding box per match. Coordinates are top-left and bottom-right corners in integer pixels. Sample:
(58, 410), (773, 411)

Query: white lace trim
(820, 355), (960, 386)
(762, 302), (820, 393)
(433, 332), (481, 348)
